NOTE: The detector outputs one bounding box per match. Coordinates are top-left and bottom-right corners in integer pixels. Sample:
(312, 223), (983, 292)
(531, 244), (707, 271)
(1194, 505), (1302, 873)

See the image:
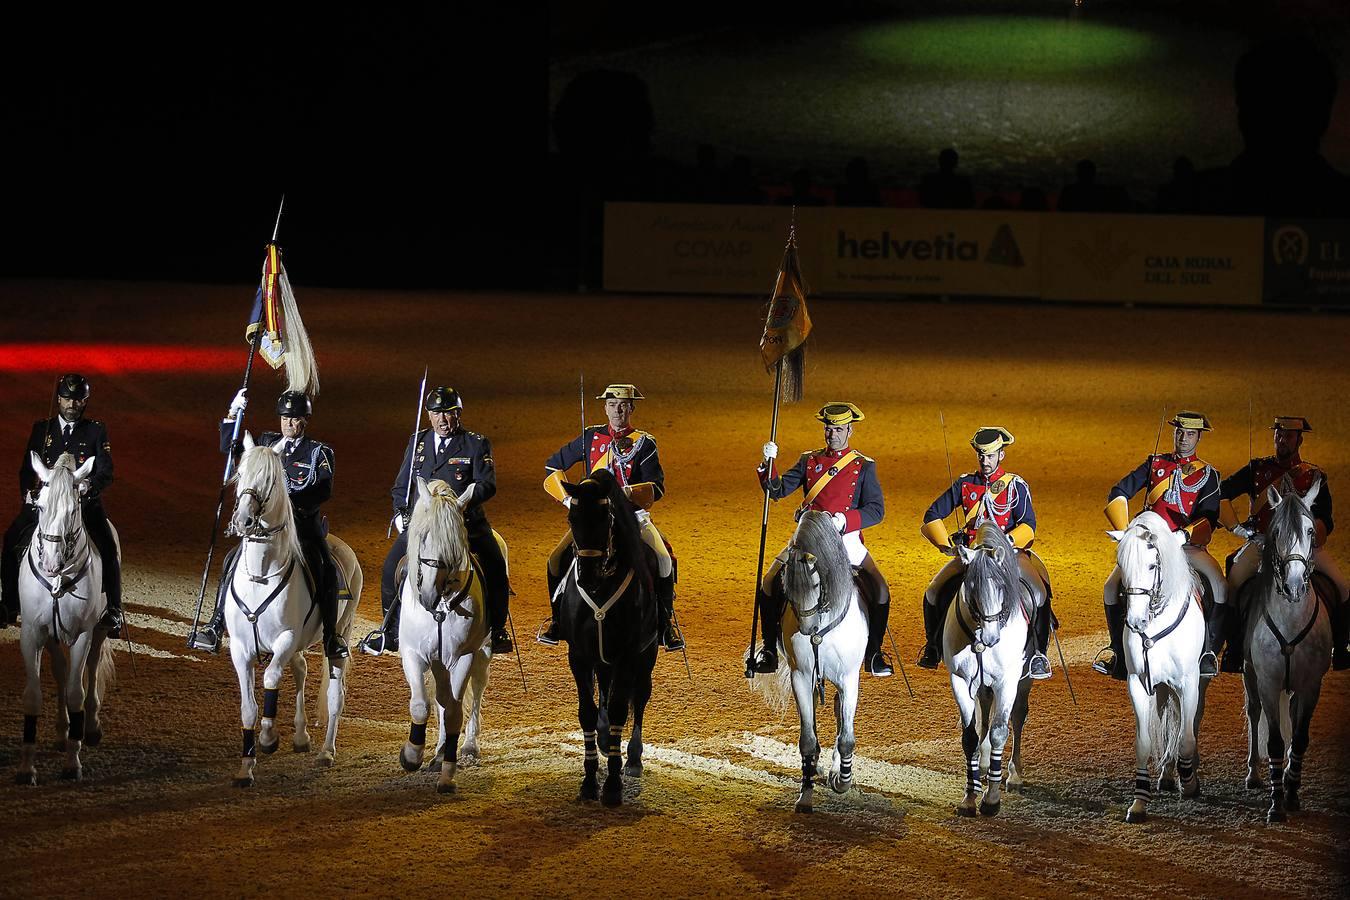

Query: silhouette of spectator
(1057, 160), (1105, 211)
(724, 155), (766, 205)
(836, 157), (882, 207)
(776, 168), (827, 206)
(1018, 186), (1049, 210)
(687, 144), (724, 204)
(981, 186), (1011, 210)
(918, 148), (975, 209)
(1156, 156), (1197, 213)
(1194, 36), (1350, 217)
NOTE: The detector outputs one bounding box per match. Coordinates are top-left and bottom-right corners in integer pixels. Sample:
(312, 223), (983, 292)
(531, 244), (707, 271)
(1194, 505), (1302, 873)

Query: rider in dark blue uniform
(360, 386), (512, 656)
(190, 389), (348, 660)
(2, 374), (122, 634)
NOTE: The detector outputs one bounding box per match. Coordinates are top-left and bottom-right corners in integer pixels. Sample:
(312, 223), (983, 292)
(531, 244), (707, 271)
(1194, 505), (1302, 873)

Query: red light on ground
(0, 344), (242, 374)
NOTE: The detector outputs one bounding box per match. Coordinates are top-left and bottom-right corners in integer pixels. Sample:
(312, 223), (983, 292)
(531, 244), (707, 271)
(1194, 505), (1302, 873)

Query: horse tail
(1147, 687), (1182, 770)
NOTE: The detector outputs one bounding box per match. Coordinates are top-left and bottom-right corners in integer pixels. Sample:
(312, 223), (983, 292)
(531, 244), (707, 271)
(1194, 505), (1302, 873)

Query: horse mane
(236, 446), (303, 564)
(1119, 510), (1197, 603)
(784, 510), (853, 612)
(408, 479), (469, 571)
(586, 469), (652, 590)
(965, 523), (1020, 623)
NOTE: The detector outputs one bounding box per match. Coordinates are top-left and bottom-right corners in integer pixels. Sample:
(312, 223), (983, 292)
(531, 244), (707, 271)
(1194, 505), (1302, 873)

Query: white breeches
(1228, 541), (1348, 605)
(1104, 544), (1227, 606)
(924, 557), (964, 606)
(762, 530), (866, 592)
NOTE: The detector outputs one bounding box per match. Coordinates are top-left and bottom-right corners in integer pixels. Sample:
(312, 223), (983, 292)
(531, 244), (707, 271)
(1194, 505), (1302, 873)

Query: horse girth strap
(800, 450), (862, 512)
(1262, 595), (1323, 693)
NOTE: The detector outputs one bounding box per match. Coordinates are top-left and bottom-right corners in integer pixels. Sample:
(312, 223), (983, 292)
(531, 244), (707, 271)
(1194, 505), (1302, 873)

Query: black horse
(557, 469), (659, 806)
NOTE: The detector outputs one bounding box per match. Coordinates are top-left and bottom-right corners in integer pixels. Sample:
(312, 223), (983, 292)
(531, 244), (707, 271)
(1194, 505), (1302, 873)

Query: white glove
(832, 512), (848, 533)
(228, 388), (249, 419)
(1231, 524), (1253, 541)
(762, 441), (778, 461)
(562, 496), (574, 509)
(78, 481), (89, 496)
(392, 511), (406, 535)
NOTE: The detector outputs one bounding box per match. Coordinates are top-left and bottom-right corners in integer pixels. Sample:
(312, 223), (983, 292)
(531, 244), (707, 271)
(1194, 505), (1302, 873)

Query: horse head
(1111, 511), (1189, 633)
(783, 510), (850, 631)
(562, 470), (630, 596)
(1265, 475), (1321, 602)
(29, 451), (93, 576)
(408, 477), (471, 611)
(230, 441), (284, 538)
(956, 524), (1018, 649)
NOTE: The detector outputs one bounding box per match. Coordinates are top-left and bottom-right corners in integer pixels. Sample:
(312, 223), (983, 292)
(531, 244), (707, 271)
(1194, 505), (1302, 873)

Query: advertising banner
(1263, 219), (1350, 305)
(1040, 214), (1263, 305)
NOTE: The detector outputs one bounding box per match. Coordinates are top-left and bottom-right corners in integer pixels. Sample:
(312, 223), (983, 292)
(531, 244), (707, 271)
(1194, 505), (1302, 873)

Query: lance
(580, 372), (589, 476)
(187, 196), (284, 649)
(939, 408), (966, 534)
(745, 359), (784, 679)
(389, 366), (429, 539)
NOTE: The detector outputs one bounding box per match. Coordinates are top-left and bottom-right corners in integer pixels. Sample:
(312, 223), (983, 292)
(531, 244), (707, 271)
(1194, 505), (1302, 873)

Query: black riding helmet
(276, 390), (312, 418)
(56, 373), (91, 401)
(424, 386), (463, 413)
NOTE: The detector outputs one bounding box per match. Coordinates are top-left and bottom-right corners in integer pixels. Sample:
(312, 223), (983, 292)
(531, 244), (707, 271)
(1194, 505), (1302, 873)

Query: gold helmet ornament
(1168, 410), (1212, 432)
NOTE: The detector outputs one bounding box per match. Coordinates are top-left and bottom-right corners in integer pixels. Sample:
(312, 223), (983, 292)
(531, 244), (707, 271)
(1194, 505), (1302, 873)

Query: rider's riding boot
(538, 568), (564, 645)
(490, 625), (514, 654)
(864, 601), (894, 677)
(1199, 602), (1225, 679)
(917, 600), (943, 669)
(99, 586), (123, 637)
(1027, 603), (1052, 680)
(1329, 597), (1350, 671)
(656, 573), (684, 651)
(1092, 601), (1127, 680)
(188, 589), (228, 654)
(319, 567), (349, 661)
(750, 587), (780, 674)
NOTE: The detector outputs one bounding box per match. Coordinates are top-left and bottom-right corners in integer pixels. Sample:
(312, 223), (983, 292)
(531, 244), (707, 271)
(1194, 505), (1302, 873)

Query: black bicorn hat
(56, 373), (90, 400)
(276, 390), (313, 417)
(424, 386), (463, 412)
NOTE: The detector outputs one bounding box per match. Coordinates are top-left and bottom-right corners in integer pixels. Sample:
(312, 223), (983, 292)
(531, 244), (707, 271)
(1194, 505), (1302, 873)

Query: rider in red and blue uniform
(1095, 410), (1224, 679)
(1219, 416), (1347, 671)
(749, 402), (893, 678)
(916, 427), (1053, 679)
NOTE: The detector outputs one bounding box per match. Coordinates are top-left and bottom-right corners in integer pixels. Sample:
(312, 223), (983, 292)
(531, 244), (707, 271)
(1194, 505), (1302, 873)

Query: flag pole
(745, 358), (784, 678)
(187, 197), (283, 649)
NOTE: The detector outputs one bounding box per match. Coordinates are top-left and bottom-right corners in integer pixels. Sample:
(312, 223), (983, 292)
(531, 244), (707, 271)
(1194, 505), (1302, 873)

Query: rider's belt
(800, 449), (862, 511)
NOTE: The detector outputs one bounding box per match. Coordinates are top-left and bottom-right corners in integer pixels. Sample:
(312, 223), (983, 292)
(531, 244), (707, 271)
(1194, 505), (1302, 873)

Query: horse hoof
(602, 778), (623, 807)
(794, 799), (814, 814)
(399, 750), (421, 773)
(14, 771), (37, 786)
(1285, 791), (1301, 812)
(232, 776), (255, 788)
(1267, 807), (1286, 824)
(1245, 773), (1263, 790)
(60, 767), (81, 782)
(1005, 779), (1024, 795)
(314, 753), (334, 769)
(293, 741), (311, 754)
(623, 762), (643, 778)
(579, 780), (600, 802)
(84, 730), (103, 748)
(828, 772), (851, 795)
(1182, 777), (1201, 799)
(980, 800), (1001, 817)
(436, 781), (457, 795)
(258, 740), (279, 756)
(460, 750), (480, 768)
(1158, 776), (1178, 793)
(1125, 808), (1147, 824)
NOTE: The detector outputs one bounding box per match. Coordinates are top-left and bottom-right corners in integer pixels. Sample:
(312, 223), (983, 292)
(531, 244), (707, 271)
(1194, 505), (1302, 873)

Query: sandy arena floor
(1, 282), (1347, 897)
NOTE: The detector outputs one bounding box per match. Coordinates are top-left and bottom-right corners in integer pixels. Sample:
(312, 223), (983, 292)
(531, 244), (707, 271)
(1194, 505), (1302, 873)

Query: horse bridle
(573, 491), (618, 580)
(1122, 538), (1167, 622)
(1269, 522), (1316, 602)
(1122, 534), (1190, 696)
(784, 545), (847, 706)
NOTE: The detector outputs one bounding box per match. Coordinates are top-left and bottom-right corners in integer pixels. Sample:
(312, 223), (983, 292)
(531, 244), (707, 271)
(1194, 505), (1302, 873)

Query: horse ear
(1304, 475), (1322, 508)
(242, 431), (256, 451)
(1266, 484), (1282, 511)
(73, 456), (96, 483)
(956, 544), (974, 564)
(560, 481), (580, 498)
(1171, 529), (1186, 547)
(30, 452), (52, 486)
(1105, 529), (1124, 543)
(415, 476), (429, 502)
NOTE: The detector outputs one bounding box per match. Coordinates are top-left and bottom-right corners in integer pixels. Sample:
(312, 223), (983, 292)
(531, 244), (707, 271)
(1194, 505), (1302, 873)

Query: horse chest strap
(810, 632), (821, 646)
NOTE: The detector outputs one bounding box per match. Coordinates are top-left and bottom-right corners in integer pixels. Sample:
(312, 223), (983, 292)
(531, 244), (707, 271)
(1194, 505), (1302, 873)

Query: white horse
(15, 452), (117, 784)
(1241, 477), (1332, 823)
(226, 439), (362, 787)
(396, 477), (492, 794)
(943, 524), (1028, 817)
(766, 510), (867, 814)
(1108, 510), (1205, 822)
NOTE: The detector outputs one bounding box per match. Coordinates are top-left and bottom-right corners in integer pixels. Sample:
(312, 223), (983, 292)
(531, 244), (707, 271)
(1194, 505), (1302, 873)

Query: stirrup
(536, 620), (561, 646)
(490, 627), (514, 654)
(1198, 651), (1218, 679)
(916, 643), (940, 670)
(188, 626), (222, 654)
(749, 648), (777, 674)
(661, 623), (685, 652)
(358, 631), (387, 656)
(866, 652), (894, 677)
(325, 635), (350, 660)
(1026, 652), (1052, 680)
